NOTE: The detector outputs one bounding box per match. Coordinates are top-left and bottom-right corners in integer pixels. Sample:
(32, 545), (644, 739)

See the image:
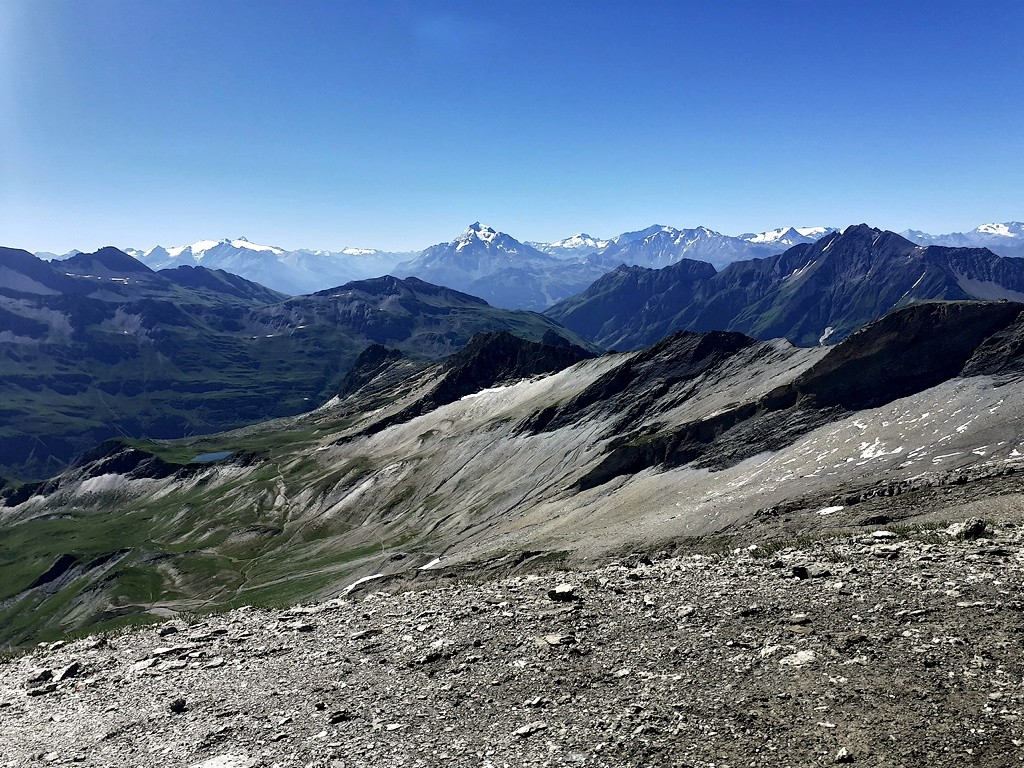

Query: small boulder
(945, 518), (987, 540)
(547, 584), (578, 602)
(513, 721), (548, 738)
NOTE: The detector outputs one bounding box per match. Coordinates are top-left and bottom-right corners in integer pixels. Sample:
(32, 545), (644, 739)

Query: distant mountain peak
(552, 232), (607, 247)
(456, 222), (502, 247)
(976, 222), (1023, 238)
(741, 226), (836, 245)
(156, 238), (287, 260)
(66, 246), (156, 275)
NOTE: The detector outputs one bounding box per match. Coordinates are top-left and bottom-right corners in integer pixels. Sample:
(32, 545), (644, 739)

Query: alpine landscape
(1, 3), (1023, 767)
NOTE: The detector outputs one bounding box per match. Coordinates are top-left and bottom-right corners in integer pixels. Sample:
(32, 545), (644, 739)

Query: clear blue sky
(2, 0), (1021, 252)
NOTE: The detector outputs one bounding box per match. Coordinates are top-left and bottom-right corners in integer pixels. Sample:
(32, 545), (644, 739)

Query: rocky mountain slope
(548, 225), (1024, 349)
(0, 249), (589, 480)
(2, 516), (1021, 767)
(4, 301), (1024, 649)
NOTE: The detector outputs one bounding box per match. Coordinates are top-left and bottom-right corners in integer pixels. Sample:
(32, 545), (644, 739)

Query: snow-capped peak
(976, 222), (1024, 239)
(154, 238), (286, 260)
(550, 233), (610, 249)
(742, 226), (834, 245)
(454, 223), (503, 251)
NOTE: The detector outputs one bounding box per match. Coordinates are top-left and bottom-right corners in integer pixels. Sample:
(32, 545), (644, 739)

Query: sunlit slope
(4, 302), (1024, 646)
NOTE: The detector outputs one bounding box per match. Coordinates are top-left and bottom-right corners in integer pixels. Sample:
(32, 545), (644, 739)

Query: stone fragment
(350, 628), (381, 641)
(513, 721), (548, 738)
(25, 668), (53, 686)
(539, 634), (576, 647)
(548, 584), (577, 602)
(835, 746), (854, 763)
(54, 662), (81, 682)
(792, 564), (830, 579)
(945, 518), (987, 539)
(841, 633), (868, 648)
(779, 650), (817, 667)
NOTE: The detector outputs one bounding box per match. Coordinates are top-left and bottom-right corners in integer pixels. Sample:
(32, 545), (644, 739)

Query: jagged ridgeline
(0, 247), (593, 480)
(547, 225), (1024, 349)
(4, 301), (1024, 647)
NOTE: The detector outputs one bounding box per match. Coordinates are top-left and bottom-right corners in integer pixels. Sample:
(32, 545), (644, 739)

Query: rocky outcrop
(577, 302), (1024, 488)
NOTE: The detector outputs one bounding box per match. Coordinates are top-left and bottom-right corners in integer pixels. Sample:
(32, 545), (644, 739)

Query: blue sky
(2, 0), (1021, 252)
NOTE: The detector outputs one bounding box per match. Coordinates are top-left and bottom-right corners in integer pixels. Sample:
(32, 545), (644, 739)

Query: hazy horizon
(2, 0), (1022, 253)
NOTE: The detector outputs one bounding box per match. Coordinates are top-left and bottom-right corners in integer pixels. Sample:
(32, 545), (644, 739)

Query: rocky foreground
(3, 519), (1024, 768)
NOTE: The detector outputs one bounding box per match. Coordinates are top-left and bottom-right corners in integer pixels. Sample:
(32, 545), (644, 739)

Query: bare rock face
(2, 519), (1023, 767)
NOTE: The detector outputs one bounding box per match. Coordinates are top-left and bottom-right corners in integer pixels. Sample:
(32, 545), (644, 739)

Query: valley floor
(2, 516), (1023, 767)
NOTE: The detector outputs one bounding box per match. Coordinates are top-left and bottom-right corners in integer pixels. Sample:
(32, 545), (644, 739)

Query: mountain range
(902, 221), (1024, 257)
(129, 238), (415, 296)
(547, 224), (1024, 349)
(36, 220), (1021, 311)
(10, 223), (1024, 479)
(0, 246), (589, 480)
(3, 298), (1024, 647)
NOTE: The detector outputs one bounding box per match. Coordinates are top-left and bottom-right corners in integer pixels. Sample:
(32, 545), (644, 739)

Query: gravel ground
(3, 518), (1024, 768)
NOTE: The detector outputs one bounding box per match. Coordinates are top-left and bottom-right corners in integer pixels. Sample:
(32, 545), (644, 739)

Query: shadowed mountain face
(4, 301), (1024, 646)
(548, 225), (1024, 349)
(0, 249), (591, 480)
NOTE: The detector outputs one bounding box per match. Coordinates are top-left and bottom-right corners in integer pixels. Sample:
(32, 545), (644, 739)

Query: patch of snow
(343, 573), (384, 595)
(76, 473), (129, 495)
(419, 557), (443, 570)
(817, 506), (844, 516)
(976, 222), (1022, 238)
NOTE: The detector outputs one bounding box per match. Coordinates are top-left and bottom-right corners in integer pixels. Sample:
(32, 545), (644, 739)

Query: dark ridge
(525, 330), (757, 437)
(425, 331), (594, 407)
(28, 554), (79, 589)
(0, 479), (49, 507)
(64, 247), (156, 275)
(67, 440), (183, 482)
(312, 275), (491, 306)
(792, 301), (1024, 409)
(338, 344), (408, 397)
(159, 265), (285, 303)
(548, 224), (1024, 351)
(0, 247), (84, 295)
(355, 332), (594, 439)
(961, 312), (1024, 378)
(575, 302), (1024, 489)
(546, 259), (716, 346)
